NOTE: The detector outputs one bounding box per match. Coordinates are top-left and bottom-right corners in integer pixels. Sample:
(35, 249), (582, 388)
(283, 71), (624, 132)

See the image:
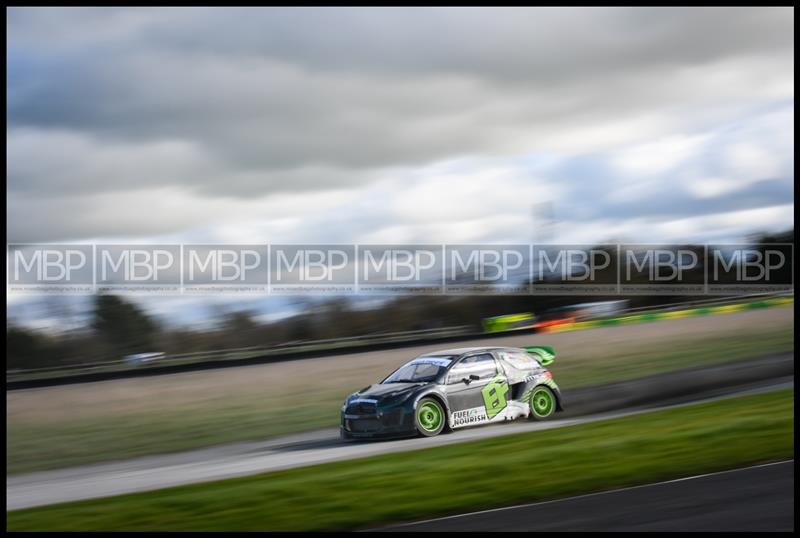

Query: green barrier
(483, 312), (536, 333)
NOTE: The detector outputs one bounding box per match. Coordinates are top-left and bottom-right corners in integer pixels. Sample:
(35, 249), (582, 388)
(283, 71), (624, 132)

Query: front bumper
(340, 405), (417, 440)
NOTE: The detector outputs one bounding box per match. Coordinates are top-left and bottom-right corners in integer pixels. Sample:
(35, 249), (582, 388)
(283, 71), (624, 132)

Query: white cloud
(686, 177), (740, 199)
(612, 134), (710, 177)
(654, 204), (794, 242)
(724, 142), (782, 181)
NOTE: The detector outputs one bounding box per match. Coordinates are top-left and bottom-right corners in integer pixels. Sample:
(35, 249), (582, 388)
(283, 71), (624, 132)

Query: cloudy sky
(8, 6), (794, 246)
(6, 7), (795, 327)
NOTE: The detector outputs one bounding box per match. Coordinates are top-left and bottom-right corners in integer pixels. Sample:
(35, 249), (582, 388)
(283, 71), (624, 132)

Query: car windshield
(383, 356), (455, 384)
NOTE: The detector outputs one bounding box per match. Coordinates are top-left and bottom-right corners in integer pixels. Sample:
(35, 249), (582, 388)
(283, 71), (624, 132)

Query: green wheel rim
(417, 401), (444, 432)
(531, 387), (555, 418)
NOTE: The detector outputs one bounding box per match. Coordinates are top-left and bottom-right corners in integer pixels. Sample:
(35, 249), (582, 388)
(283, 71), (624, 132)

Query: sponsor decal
(409, 357), (453, 367)
(451, 407), (488, 427)
(520, 375), (560, 404)
(481, 375), (510, 419)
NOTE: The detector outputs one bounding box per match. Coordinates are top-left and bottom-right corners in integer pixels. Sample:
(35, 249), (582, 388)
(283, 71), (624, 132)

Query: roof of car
(423, 346), (512, 357)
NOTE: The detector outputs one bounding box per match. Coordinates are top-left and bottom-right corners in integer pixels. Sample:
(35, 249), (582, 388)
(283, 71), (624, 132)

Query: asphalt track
(6, 373), (792, 511)
(379, 461), (795, 532)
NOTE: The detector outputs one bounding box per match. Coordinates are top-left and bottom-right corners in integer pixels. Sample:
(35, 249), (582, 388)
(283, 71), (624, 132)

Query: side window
(501, 351), (538, 370)
(447, 354), (498, 384)
(472, 354), (499, 378)
(446, 361), (468, 385)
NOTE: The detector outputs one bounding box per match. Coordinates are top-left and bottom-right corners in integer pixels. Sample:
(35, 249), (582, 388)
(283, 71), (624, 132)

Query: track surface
(6, 377), (791, 511)
(380, 461), (795, 532)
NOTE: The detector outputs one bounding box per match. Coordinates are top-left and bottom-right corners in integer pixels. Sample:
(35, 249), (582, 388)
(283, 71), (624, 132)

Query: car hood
(354, 382), (427, 401)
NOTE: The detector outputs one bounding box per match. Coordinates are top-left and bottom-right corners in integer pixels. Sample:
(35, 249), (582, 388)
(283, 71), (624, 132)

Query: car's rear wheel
(528, 386), (556, 421)
(415, 397), (446, 437)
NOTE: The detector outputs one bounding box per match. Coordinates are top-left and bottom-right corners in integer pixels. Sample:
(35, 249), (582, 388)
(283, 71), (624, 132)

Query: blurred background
(5, 6), (795, 531)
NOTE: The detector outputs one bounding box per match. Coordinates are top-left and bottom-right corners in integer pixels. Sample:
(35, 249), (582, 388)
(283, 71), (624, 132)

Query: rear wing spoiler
(524, 345), (556, 366)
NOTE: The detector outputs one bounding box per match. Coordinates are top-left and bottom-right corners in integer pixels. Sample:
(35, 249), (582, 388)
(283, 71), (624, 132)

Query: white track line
(382, 460), (795, 529)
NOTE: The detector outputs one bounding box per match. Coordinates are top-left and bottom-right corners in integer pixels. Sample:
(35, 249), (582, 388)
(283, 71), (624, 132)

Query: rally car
(340, 346), (562, 439)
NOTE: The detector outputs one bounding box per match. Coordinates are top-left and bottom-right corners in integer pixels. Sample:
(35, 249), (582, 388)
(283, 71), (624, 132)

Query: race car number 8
(481, 376), (509, 419)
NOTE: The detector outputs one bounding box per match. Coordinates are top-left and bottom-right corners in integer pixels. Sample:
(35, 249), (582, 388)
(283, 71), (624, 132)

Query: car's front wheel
(528, 386), (556, 421)
(415, 397), (446, 437)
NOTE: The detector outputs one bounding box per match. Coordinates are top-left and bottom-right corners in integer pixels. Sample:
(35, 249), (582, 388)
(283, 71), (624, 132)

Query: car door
(445, 353), (505, 417)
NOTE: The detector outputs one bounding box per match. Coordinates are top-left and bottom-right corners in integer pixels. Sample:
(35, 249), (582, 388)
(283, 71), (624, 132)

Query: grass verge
(7, 388), (794, 531)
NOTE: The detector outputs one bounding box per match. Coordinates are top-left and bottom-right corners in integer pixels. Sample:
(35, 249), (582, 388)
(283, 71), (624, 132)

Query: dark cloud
(5, 7), (794, 243)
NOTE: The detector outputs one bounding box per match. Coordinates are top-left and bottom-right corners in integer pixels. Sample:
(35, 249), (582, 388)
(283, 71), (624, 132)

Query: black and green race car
(340, 346), (563, 439)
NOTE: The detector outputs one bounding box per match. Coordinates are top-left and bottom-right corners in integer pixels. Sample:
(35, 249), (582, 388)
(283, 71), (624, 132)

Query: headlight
(341, 393), (358, 412)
